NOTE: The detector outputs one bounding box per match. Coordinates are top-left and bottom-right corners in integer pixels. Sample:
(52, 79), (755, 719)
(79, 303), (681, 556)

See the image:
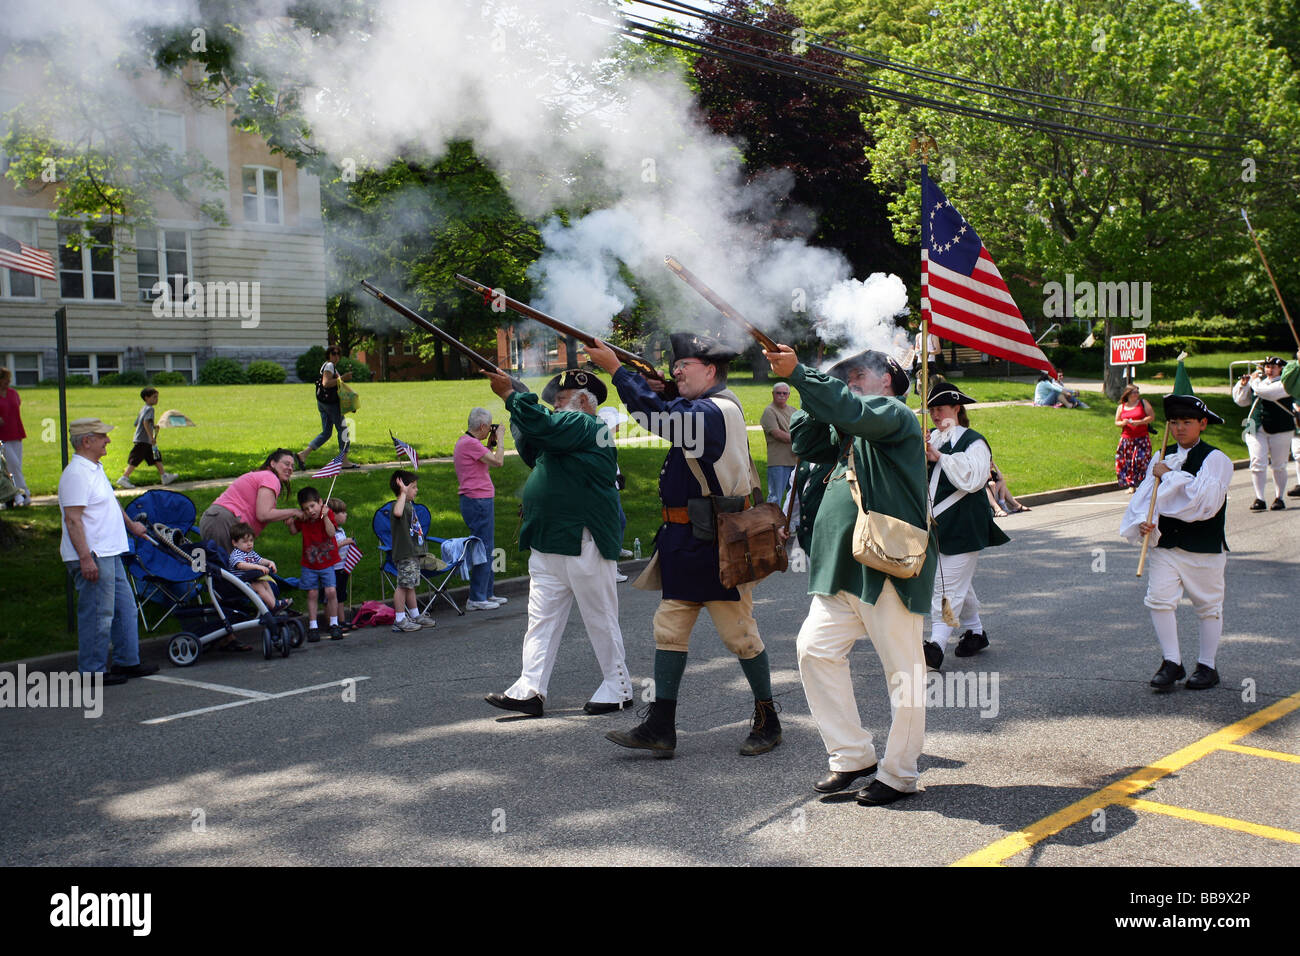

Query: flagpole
(325, 473), (339, 503)
(1136, 422), (1170, 577)
(1241, 209), (1300, 348)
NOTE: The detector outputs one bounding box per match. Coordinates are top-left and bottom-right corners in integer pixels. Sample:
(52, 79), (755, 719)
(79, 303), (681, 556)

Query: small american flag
(313, 452), (345, 478)
(342, 544), (363, 574)
(0, 230), (56, 281)
(410, 511), (424, 544)
(391, 431), (418, 470)
(920, 167), (1056, 377)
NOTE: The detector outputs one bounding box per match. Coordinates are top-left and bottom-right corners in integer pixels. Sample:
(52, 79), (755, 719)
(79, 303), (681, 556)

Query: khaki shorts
(652, 582), (764, 659)
(395, 557), (421, 589)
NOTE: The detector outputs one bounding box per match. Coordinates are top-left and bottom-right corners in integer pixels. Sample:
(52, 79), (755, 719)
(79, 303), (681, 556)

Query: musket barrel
(664, 256), (779, 351)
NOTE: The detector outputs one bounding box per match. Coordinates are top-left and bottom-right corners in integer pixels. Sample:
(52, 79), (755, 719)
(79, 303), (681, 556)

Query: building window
(0, 217), (39, 298)
(147, 109), (185, 151)
(66, 353), (120, 383)
(58, 222), (117, 301)
(145, 352), (196, 383)
(136, 228), (191, 301)
(403, 343), (416, 356)
(3, 353), (42, 386)
(241, 166), (282, 225)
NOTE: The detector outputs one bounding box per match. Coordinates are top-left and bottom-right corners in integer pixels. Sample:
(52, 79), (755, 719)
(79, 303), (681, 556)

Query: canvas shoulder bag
(841, 441), (929, 579)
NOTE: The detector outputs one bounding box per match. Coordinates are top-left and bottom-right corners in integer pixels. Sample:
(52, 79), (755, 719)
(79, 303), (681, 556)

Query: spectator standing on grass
(326, 496), (356, 617)
(761, 382), (796, 505)
(286, 486), (345, 641)
(0, 366), (30, 506)
(390, 470), (436, 632)
(199, 449), (301, 556)
(58, 417), (157, 684)
(1114, 384), (1155, 493)
(294, 345), (356, 472)
(116, 386), (177, 488)
(454, 407), (507, 610)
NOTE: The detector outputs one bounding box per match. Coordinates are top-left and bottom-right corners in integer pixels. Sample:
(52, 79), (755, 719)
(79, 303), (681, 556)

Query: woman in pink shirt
(0, 367), (29, 506)
(200, 448), (301, 552)
(455, 408), (506, 609)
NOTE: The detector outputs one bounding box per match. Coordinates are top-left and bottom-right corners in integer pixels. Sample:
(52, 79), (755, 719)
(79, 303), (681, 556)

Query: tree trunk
(749, 344), (769, 382)
(1101, 317), (1124, 401)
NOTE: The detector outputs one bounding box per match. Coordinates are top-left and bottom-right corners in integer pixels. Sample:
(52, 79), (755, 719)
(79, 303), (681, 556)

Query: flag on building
(313, 452), (345, 478)
(342, 544), (363, 574)
(920, 167), (1056, 377)
(391, 431), (418, 470)
(0, 231), (56, 281)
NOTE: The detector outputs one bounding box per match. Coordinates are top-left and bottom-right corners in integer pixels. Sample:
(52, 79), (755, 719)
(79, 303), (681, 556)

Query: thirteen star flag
(920, 166), (1056, 377)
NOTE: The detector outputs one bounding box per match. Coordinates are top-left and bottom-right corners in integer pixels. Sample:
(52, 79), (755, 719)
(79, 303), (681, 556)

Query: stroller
(129, 494), (306, 665)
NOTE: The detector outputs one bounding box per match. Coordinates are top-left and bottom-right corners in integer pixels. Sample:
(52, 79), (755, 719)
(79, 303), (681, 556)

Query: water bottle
(633, 537), (642, 560)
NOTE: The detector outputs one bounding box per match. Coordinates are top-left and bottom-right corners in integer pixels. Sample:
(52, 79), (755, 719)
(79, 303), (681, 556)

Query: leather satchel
(685, 454), (795, 590)
(842, 442), (929, 579)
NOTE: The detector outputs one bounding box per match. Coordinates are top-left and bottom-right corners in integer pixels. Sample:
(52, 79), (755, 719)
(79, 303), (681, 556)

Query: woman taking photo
(1114, 384), (1155, 493)
(454, 408), (507, 610)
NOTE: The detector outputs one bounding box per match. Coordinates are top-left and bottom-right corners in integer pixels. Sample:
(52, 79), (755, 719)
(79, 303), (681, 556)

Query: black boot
(739, 699), (782, 756)
(606, 699), (677, 758)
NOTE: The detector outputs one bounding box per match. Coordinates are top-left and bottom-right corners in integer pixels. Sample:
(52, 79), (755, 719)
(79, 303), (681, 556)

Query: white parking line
(143, 674), (271, 699)
(141, 677), (370, 725)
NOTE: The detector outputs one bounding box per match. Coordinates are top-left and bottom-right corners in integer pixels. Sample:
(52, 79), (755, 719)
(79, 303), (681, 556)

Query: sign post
(1110, 333), (1147, 385)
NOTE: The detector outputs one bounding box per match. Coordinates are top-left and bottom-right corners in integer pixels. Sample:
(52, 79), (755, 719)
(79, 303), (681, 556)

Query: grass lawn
(0, 371), (1254, 662)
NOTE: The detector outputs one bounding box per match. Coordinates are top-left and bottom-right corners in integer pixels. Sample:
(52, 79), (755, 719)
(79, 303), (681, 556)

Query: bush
(246, 360), (287, 384)
(1057, 325), (1087, 348)
(1144, 335), (1271, 360)
(296, 345), (328, 383)
(150, 371), (188, 386)
(96, 370), (148, 387)
(1048, 345), (1104, 374)
(198, 357), (249, 385)
(335, 356), (372, 382)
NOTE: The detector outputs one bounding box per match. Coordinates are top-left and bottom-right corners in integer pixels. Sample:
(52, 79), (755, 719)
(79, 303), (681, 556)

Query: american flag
(410, 511), (424, 544)
(391, 431), (418, 469)
(313, 452), (345, 478)
(920, 167), (1056, 377)
(0, 231), (56, 281)
(342, 544), (363, 574)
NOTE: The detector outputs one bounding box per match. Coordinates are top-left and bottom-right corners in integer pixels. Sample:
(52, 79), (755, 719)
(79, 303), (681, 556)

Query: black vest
(930, 427), (1010, 555)
(1258, 390), (1296, 434)
(1156, 440), (1228, 553)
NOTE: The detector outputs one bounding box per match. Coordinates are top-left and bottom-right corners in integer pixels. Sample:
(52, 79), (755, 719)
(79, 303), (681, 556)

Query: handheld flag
(920, 166), (1056, 377)
(313, 452), (345, 478)
(391, 431), (418, 470)
(342, 544), (363, 574)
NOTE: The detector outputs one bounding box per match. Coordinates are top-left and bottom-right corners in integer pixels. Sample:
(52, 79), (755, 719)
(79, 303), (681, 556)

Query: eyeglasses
(672, 359), (703, 375)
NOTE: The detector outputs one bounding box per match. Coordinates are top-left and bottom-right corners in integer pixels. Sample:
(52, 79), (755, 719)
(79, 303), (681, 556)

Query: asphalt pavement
(2, 468), (1297, 866)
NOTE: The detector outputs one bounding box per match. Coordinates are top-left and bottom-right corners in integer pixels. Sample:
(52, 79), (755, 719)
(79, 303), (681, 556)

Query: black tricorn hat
(926, 381), (976, 407)
(1162, 393), (1223, 425)
(828, 350), (910, 397)
(669, 332), (738, 365)
(542, 368), (607, 406)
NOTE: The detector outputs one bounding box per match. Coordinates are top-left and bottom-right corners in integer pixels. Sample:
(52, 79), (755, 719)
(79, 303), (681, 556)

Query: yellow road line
(1119, 797), (1300, 844)
(953, 689), (1300, 867)
(1219, 742), (1300, 764)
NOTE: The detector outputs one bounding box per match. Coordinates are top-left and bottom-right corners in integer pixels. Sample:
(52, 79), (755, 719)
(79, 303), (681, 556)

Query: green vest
(930, 428), (1010, 555)
(1156, 440), (1228, 554)
(1247, 385), (1296, 434)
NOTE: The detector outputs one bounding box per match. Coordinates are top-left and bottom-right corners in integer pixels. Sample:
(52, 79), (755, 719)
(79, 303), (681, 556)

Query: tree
(855, 0), (1300, 397)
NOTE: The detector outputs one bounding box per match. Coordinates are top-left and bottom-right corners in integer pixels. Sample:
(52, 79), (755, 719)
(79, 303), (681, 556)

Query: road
(2, 468), (1297, 866)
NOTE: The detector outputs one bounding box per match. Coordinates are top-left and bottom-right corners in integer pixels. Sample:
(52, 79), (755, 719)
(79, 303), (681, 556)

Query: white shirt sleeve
(1251, 377), (1290, 402)
(1232, 381), (1253, 406)
(1119, 446), (1230, 545)
(937, 433), (992, 493)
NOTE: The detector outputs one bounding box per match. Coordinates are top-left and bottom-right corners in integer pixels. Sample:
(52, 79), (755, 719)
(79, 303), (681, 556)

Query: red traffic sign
(1110, 334), (1147, 365)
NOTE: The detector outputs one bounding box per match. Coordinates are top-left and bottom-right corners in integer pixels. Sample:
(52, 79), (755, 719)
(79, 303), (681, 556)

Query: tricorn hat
(1162, 393), (1223, 425)
(541, 368), (607, 406)
(669, 332), (738, 366)
(926, 381), (976, 407)
(828, 350), (910, 397)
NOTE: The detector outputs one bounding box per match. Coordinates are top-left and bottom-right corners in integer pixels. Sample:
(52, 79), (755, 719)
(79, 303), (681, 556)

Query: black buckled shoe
(739, 698), (783, 756)
(110, 662), (159, 678)
(1287, 487), (1300, 498)
(606, 700), (677, 757)
(855, 779), (913, 806)
(484, 692), (543, 717)
(1270, 498), (1286, 511)
(954, 629), (989, 658)
(1249, 498), (1267, 512)
(923, 640), (943, 671)
(1184, 663), (1220, 690)
(582, 698), (635, 716)
(1149, 659), (1186, 692)
(814, 765), (878, 793)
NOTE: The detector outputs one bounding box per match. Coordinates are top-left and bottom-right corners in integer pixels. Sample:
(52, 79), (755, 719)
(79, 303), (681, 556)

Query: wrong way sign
(1110, 333), (1147, 365)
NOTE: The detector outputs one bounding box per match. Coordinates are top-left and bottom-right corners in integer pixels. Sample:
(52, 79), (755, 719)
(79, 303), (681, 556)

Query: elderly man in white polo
(58, 417), (157, 686)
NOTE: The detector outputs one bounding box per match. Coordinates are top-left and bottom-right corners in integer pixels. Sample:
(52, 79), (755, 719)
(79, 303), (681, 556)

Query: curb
(1014, 457), (1251, 508)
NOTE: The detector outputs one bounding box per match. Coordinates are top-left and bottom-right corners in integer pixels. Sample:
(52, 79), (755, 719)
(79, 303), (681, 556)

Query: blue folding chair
(372, 500), (480, 617)
(123, 489), (203, 632)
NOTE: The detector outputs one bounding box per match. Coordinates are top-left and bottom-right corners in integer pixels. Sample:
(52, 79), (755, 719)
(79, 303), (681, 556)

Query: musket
(664, 255), (779, 351)
(359, 280), (527, 392)
(452, 274), (668, 383)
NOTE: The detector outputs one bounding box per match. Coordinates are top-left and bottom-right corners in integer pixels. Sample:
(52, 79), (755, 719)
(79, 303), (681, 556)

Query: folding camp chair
(123, 489), (204, 632)
(372, 500), (482, 617)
